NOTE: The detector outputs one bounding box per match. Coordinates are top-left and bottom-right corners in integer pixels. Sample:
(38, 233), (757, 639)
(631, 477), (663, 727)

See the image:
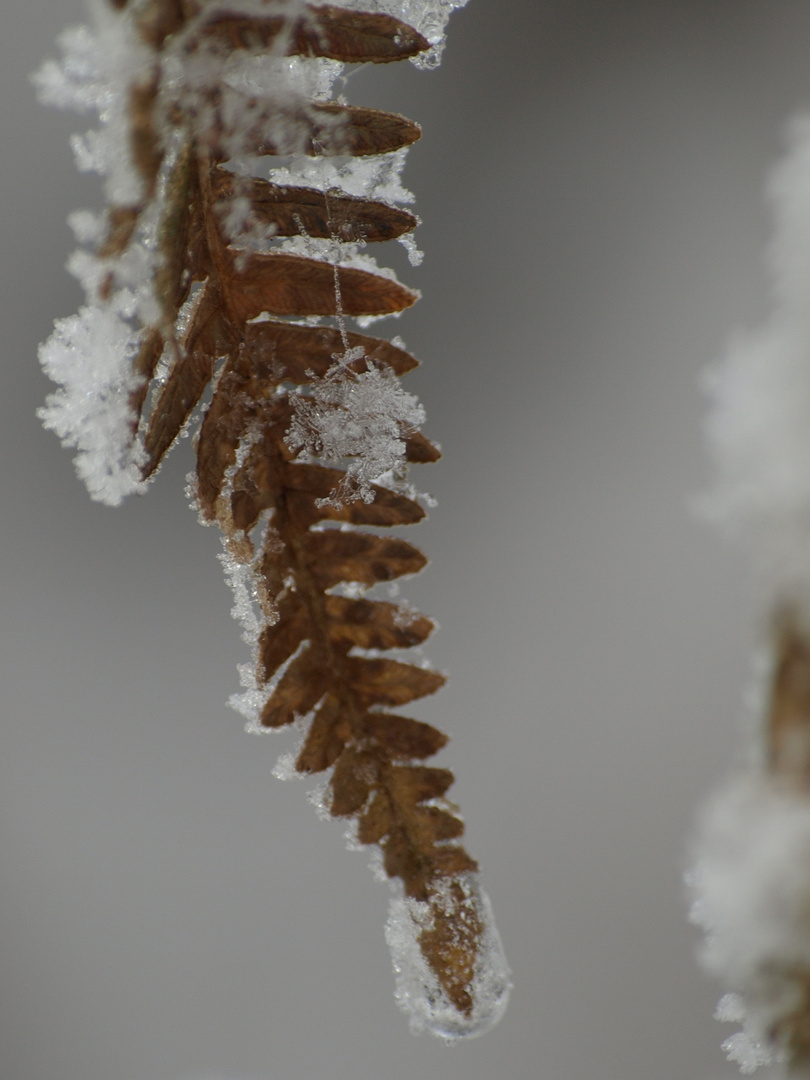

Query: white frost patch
(286, 352), (425, 503)
(714, 993), (784, 1075)
(688, 772), (810, 1070)
(267, 147), (415, 206)
(385, 874), (511, 1041)
(38, 297), (146, 506)
(703, 116), (810, 593)
(33, 2), (150, 206)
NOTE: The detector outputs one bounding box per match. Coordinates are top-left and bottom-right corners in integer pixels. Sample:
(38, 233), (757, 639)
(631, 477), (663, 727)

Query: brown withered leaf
(345, 657), (445, 708)
(225, 449), (282, 534)
(281, 461), (424, 510)
(212, 171), (417, 243)
(286, 488), (425, 530)
(300, 5), (429, 63)
(194, 355), (294, 521)
(129, 73), (163, 195)
(284, 476), (425, 530)
(379, 828), (427, 893)
(257, 594), (310, 681)
(330, 747), (373, 816)
(309, 103), (422, 157)
(231, 489), (264, 535)
(380, 828), (477, 900)
(417, 805), (466, 842)
(357, 713), (447, 761)
(324, 595), (434, 651)
(75, 0), (494, 1027)
(225, 100), (421, 159)
(195, 5), (429, 64)
(143, 284), (237, 476)
(154, 140), (199, 319)
(768, 608), (810, 786)
(303, 530), (427, 590)
(243, 321), (418, 384)
(427, 848), (479, 879)
(419, 879), (484, 1015)
(388, 763), (455, 804)
(404, 431), (441, 464)
(135, 0), (187, 48)
(356, 791), (394, 845)
(143, 346), (214, 475)
(260, 646), (328, 726)
(295, 694), (352, 773)
(129, 326), (165, 430)
(99, 205), (141, 258)
(194, 356), (256, 520)
(228, 251), (418, 321)
(254, 537), (293, 618)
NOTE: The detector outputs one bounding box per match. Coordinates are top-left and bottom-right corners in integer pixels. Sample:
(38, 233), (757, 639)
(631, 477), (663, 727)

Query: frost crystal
(688, 773), (810, 1070)
(38, 297), (146, 506)
(385, 875), (512, 1041)
(286, 352), (425, 503)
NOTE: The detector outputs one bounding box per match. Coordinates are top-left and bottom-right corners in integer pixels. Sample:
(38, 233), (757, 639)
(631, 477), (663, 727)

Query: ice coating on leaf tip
(385, 875), (511, 1040)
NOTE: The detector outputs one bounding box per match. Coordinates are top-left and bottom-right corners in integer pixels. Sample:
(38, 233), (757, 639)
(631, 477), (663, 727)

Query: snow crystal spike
(39, 0), (510, 1039)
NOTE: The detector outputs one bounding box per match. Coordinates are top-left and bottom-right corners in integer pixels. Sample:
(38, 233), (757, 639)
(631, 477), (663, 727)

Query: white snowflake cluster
(693, 115), (810, 1071)
(286, 347), (425, 504)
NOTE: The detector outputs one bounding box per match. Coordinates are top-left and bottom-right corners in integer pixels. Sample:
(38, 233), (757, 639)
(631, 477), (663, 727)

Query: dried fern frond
(37, 0), (510, 1039)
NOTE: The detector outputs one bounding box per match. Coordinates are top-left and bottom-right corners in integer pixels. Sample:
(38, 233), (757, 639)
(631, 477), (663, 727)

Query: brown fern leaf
(194, 4), (430, 64)
(42, 0), (510, 1038)
(210, 171), (419, 242)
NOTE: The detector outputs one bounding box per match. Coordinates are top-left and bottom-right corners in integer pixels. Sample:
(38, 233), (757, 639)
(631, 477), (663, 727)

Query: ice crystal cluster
(35, 0), (510, 1045)
(691, 117), (810, 1073)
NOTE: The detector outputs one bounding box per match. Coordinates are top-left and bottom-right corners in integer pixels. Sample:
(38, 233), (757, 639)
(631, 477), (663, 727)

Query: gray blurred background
(2, 1), (808, 1078)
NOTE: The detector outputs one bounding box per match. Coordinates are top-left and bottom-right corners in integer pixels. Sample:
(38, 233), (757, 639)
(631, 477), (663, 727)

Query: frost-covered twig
(691, 118), (810, 1074)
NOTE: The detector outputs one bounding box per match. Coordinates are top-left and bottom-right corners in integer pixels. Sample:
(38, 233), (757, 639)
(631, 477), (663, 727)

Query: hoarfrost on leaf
(38, 298), (146, 506)
(286, 352), (425, 504)
(688, 772), (810, 1070)
(722, 1030), (782, 1075)
(266, 147), (415, 206)
(385, 874), (511, 1041)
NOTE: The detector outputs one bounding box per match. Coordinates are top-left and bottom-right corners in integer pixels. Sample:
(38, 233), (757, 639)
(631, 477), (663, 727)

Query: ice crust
(385, 874), (512, 1040)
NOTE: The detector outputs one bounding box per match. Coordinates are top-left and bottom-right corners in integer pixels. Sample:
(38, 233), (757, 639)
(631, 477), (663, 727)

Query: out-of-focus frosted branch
(691, 118), (810, 1074)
